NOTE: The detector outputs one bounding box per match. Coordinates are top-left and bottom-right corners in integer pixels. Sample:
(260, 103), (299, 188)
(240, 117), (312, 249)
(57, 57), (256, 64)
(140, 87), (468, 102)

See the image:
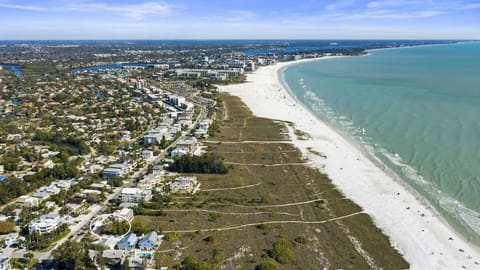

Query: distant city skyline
(1, 0), (480, 40)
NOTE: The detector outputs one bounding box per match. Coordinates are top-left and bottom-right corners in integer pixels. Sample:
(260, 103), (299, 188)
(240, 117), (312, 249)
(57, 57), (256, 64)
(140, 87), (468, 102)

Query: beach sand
(218, 58), (480, 269)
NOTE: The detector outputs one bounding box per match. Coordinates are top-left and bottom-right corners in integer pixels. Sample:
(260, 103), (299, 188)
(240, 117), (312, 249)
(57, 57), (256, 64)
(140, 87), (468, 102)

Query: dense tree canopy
(168, 153), (228, 174)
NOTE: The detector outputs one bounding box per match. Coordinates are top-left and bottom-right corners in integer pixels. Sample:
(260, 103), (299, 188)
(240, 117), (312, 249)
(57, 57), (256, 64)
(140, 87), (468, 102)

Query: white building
(176, 137), (197, 152)
(0, 253), (10, 270)
(113, 208), (134, 222)
(119, 188), (152, 203)
(140, 150), (154, 160)
(171, 148), (188, 158)
(167, 176), (200, 195)
(103, 161), (134, 178)
(16, 196), (39, 208)
(28, 213), (63, 234)
(4, 233), (18, 247)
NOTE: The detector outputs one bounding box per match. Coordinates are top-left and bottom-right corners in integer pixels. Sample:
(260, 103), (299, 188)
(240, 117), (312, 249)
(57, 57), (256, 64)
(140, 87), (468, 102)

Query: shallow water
(283, 42), (480, 244)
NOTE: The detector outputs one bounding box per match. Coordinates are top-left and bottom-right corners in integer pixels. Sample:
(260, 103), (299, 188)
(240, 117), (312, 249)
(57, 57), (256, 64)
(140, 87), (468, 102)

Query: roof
(0, 253), (9, 262)
(119, 233), (137, 244)
(140, 231), (158, 243)
(121, 188), (141, 195)
(102, 250), (126, 259)
(100, 237), (119, 249)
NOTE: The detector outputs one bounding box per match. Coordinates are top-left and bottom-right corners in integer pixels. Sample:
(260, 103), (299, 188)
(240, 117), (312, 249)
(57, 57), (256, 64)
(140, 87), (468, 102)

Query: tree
(0, 221), (15, 234)
(52, 240), (97, 270)
(267, 238), (295, 264)
(102, 220), (130, 235)
(168, 153), (228, 174)
(131, 220), (149, 234)
(255, 261), (279, 270)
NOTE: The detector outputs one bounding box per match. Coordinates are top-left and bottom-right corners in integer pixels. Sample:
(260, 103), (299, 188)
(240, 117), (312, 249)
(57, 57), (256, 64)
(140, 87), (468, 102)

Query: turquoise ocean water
(282, 42), (480, 244)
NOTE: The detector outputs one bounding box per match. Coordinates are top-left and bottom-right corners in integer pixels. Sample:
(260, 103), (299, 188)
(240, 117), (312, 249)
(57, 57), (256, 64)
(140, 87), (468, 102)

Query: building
(102, 250), (126, 266)
(103, 161), (133, 178)
(16, 196), (39, 208)
(140, 150), (154, 160)
(143, 127), (169, 144)
(127, 257), (144, 270)
(117, 233), (138, 250)
(170, 148), (188, 158)
(99, 237), (119, 250)
(0, 253), (10, 270)
(4, 233), (18, 247)
(119, 188), (152, 203)
(167, 176), (200, 195)
(28, 213), (63, 234)
(176, 137), (197, 152)
(113, 208), (134, 222)
(31, 191), (51, 201)
(138, 231), (158, 250)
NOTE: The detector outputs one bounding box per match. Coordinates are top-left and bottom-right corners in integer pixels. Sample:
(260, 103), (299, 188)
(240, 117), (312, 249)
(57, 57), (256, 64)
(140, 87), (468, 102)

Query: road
(3, 100), (206, 262)
(35, 105), (206, 260)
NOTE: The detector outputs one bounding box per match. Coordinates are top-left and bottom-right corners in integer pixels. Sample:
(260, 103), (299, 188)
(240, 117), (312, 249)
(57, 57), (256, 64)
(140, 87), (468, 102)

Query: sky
(0, 0), (480, 40)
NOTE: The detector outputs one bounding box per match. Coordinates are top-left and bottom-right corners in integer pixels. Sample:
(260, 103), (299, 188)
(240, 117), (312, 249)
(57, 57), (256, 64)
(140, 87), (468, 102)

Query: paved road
(38, 105), (206, 260)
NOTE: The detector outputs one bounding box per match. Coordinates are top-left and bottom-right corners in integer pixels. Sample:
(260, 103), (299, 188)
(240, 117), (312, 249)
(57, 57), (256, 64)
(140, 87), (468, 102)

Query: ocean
(283, 42), (480, 244)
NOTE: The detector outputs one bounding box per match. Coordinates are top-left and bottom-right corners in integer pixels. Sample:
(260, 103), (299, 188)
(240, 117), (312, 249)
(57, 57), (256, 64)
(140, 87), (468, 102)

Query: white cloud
(85, 2), (175, 18)
(0, 2), (44, 11)
(367, 2), (379, 8)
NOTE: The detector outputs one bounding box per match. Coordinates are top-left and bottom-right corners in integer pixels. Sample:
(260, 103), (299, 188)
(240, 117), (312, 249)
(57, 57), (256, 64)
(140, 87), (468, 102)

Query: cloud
(0, 1), (176, 18)
(206, 10), (256, 22)
(85, 2), (175, 18)
(460, 3), (480, 10)
(227, 10), (256, 21)
(0, 2), (44, 11)
(367, 2), (379, 8)
(325, 0), (355, 11)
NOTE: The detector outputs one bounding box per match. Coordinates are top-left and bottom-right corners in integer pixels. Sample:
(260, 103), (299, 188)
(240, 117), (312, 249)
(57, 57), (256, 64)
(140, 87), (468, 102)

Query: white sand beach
(218, 58), (480, 269)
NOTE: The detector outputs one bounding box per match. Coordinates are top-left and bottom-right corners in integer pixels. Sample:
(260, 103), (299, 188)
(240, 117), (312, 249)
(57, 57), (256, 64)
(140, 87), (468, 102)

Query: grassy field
(136, 94), (409, 269)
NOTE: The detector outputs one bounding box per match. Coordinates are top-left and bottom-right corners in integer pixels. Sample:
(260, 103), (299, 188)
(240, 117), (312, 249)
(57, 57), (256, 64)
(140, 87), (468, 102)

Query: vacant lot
(137, 94), (408, 270)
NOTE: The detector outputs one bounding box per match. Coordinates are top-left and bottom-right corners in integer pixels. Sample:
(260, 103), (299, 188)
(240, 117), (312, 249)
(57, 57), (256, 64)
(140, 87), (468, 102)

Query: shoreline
(218, 57), (480, 269)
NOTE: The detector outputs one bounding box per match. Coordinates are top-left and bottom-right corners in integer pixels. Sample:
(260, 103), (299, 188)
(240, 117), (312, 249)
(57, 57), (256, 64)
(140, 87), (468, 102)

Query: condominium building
(28, 213), (63, 234)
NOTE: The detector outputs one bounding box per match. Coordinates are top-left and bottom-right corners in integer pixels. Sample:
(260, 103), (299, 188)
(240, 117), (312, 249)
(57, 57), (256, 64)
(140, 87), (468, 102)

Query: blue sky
(1, 0), (479, 39)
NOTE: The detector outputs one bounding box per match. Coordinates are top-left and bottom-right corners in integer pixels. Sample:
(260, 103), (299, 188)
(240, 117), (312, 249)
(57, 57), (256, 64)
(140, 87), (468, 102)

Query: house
(4, 233), (18, 247)
(121, 133), (131, 141)
(171, 148), (188, 158)
(103, 162), (133, 178)
(99, 237), (119, 250)
(90, 181), (112, 191)
(28, 213), (63, 234)
(127, 257), (144, 270)
(16, 196), (39, 208)
(143, 127), (169, 144)
(50, 180), (72, 190)
(37, 159), (55, 169)
(64, 203), (86, 215)
(102, 250), (126, 266)
(167, 176), (200, 195)
(140, 150), (154, 160)
(0, 253), (10, 270)
(113, 208), (134, 222)
(38, 185), (61, 195)
(45, 201), (57, 209)
(138, 231), (158, 250)
(119, 188), (152, 203)
(117, 233), (138, 250)
(176, 137), (197, 152)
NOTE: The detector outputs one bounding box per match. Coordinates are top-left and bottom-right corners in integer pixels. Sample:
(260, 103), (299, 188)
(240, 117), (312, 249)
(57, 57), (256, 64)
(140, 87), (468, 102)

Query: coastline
(218, 57), (480, 269)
